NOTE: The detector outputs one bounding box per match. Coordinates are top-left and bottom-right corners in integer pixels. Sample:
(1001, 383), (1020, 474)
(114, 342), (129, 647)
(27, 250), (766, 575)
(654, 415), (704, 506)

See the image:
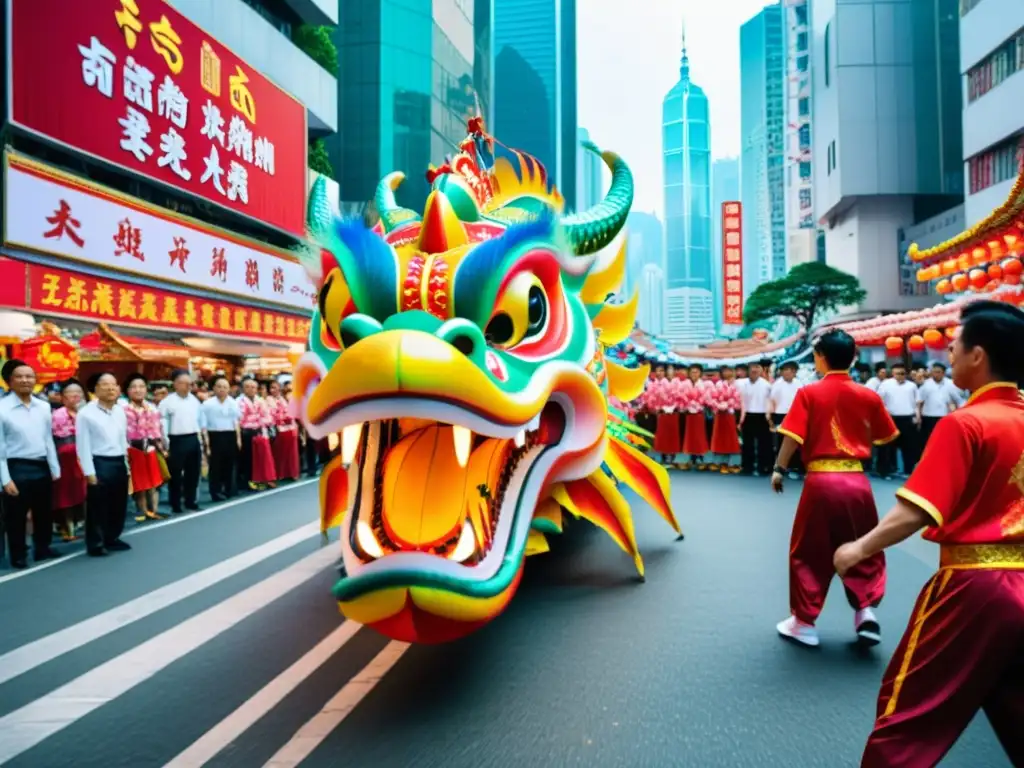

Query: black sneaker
(87, 548), (108, 557)
(106, 540), (132, 552)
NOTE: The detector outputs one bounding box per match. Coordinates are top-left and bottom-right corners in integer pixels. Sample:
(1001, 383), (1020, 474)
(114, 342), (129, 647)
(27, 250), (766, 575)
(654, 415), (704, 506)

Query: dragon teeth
(526, 414), (541, 433)
(452, 426), (472, 467)
(513, 430), (526, 448)
(356, 519), (384, 559)
(341, 423), (363, 464)
(448, 519), (477, 563)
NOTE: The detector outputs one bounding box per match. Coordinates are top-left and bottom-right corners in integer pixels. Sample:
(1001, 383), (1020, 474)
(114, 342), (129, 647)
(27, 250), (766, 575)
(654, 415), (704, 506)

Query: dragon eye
(485, 273), (550, 350)
(526, 285), (547, 334)
(485, 313), (515, 345)
(318, 268), (354, 351)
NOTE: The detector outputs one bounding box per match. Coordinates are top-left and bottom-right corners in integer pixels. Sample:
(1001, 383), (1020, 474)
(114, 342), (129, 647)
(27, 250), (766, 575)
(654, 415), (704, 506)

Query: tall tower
(661, 19), (714, 346)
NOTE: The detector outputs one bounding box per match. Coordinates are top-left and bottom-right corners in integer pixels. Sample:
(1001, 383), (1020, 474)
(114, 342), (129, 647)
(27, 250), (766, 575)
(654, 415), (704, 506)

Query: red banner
(722, 201), (744, 325)
(0, 260), (312, 344)
(8, 0), (308, 236)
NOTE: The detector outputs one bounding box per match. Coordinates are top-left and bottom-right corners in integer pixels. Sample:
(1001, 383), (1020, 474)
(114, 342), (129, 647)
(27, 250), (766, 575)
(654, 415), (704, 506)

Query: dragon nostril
(340, 330), (360, 349)
(450, 333), (475, 357)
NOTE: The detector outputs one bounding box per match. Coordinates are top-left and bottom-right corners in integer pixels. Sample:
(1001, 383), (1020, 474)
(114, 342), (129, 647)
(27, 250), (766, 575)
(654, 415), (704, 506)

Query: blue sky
(577, 0), (774, 216)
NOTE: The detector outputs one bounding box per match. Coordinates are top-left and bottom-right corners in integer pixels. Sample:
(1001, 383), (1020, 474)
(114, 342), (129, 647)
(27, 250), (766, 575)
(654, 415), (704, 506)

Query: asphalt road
(0, 471), (1010, 768)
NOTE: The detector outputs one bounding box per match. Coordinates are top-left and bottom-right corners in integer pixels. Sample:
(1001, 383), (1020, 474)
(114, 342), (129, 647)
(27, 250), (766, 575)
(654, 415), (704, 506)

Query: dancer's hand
(834, 542), (864, 576)
(771, 471), (784, 493)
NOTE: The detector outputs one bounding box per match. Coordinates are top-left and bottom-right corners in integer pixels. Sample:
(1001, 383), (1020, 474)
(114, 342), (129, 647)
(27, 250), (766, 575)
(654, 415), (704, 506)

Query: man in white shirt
(877, 363), (919, 478)
(915, 362), (962, 449)
(0, 360), (61, 569)
(201, 375), (242, 501)
(864, 363), (888, 392)
(158, 369), (203, 514)
(77, 372), (130, 556)
(740, 359), (774, 475)
(768, 360), (803, 477)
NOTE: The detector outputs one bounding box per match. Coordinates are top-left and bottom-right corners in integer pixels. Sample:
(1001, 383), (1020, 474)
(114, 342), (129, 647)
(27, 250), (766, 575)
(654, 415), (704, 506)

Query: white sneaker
(854, 607), (881, 646)
(776, 615), (820, 647)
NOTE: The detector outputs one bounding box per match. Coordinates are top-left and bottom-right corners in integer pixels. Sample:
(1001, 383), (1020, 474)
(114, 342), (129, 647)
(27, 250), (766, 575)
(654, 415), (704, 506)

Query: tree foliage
(742, 262), (866, 332)
(308, 138), (334, 179)
(292, 25), (338, 75)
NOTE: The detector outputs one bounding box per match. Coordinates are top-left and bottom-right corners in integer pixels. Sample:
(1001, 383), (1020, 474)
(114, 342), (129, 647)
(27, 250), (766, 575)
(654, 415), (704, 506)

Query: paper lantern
(916, 264), (940, 282)
(1005, 232), (1020, 252)
(969, 269), (988, 290)
(951, 273), (969, 292)
(923, 329), (944, 348)
(971, 247), (989, 266)
(941, 258), (958, 275)
(907, 334), (925, 352)
(935, 278), (952, 295)
(945, 327), (958, 340)
(988, 263), (1004, 280)
(884, 336), (904, 354)
(987, 239), (1005, 260)
(1003, 257), (1023, 276)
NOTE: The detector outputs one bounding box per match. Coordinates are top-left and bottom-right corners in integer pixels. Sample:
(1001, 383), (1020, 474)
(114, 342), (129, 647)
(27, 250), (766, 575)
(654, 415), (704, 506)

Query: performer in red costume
(771, 329), (899, 647)
(680, 364), (711, 470)
(710, 366), (742, 473)
(835, 300), (1024, 768)
(651, 364), (681, 464)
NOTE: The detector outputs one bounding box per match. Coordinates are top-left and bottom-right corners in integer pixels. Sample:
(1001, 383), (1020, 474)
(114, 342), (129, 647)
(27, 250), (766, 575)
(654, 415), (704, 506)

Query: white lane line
(262, 641), (410, 768)
(0, 520), (322, 686)
(164, 621), (364, 768)
(0, 478), (318, 585)
(0, 545), (338, 765)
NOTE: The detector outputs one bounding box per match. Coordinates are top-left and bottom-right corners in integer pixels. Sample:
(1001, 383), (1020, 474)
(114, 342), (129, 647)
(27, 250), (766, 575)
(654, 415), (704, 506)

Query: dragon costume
(292, 118), (682, 644)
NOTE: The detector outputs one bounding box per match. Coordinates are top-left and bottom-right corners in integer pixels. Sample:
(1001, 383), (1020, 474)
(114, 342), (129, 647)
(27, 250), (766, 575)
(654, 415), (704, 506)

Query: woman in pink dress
(51, 379), (86, 541)
(267, 379), (300, 482)
(123, 373), (166, 522)
(238, 377), (277, 490)
(680, 364), (711, 470)
(709, 366), (743, 473)
(651, 364), (681, 464)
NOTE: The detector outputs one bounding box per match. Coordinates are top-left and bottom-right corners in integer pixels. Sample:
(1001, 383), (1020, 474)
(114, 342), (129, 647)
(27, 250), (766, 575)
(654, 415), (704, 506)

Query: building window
(967, 134), (1024, 194)
(798, 97), (810, 117)
(824, 22), (831, 87)
(966, 28), (1024, 103)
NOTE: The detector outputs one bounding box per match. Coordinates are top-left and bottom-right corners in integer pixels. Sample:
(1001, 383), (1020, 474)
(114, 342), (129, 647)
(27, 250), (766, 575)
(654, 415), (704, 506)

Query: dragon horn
(306, 175), (333, 241)
(374, 172), (422, 233)
(560, 141), (634, 256)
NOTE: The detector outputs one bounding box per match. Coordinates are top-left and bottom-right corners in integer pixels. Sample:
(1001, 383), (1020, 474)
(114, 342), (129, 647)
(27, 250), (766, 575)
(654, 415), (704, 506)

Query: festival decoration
(923, 329), (944, 349)
(292, 117), (681, 645)
(884, 336), (904, 354)
(907, 334), (925, 353)
(14, 331), (79, 385)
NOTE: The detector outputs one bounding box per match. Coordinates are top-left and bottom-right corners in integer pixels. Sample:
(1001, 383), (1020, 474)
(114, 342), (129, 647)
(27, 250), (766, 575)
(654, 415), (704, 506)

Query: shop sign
(3, 153), (316, 311)
(7, 0), (308, 236)
(13, 261), (312, 344)
(722, 202), (744, 325)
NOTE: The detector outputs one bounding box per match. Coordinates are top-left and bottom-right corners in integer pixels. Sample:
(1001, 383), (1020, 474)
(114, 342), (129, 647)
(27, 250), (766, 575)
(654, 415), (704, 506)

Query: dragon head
(293, 120), (680, 644)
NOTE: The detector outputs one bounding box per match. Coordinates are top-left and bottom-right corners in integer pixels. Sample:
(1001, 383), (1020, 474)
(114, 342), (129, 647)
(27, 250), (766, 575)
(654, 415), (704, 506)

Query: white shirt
(76, 400), (128, 477)
(916, 377), (962, 417)
(0, 394), (60, 484)
(742, 377), (771, 414)
(769, 378), (802, 415)
(201, 395), (240, 431)
(879, 379), (918, 416)
(865, 376), (882, 392)
(159, 392), (202, 437)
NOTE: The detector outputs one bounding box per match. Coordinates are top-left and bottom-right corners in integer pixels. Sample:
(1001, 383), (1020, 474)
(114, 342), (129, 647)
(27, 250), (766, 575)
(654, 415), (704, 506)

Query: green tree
(308, 138), (334, 179)
(291, 25), (338, 75)
(743, 262), (866, 333)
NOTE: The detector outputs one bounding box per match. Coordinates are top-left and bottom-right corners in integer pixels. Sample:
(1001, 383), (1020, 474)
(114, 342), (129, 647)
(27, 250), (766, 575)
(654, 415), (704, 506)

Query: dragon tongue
(381, 426), (505, 549)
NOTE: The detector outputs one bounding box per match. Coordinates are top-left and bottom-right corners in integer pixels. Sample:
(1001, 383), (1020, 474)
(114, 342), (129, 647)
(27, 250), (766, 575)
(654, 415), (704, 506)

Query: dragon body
(292, 119), (681, 644)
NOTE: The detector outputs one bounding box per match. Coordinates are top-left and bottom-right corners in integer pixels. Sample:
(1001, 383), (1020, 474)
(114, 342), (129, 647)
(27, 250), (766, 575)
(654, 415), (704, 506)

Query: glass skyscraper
(493, 0), (577, 207)
(577, 127), (604, 211)
(330, 0), (493, 212)
(740, 3), (786, 294)
(661, 22), (714, 346)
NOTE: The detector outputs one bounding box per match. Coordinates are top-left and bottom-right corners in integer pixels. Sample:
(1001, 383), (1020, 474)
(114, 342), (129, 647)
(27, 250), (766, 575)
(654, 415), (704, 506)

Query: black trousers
(772, 413), (803, 473)
(2, 458), (54, 563)
(741, 413), (774, 474)
(85, 456), (129, 552)
(880, 415), (919, 476)
(167, 433), (201, 510)
(207, 431), (238, 498)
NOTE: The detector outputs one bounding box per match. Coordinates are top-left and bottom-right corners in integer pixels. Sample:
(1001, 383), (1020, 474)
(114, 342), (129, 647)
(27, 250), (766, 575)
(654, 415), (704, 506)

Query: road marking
(0, 545), (338, 765)
(164, 621), (364, 768)
(262, 641), (410, 768)
(0, 478), (318, 585)
(0, 520), (322, 686)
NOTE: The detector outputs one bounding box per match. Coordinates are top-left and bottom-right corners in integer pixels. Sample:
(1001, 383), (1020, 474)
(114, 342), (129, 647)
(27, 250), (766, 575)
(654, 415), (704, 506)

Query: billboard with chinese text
(722, 202), (744, 325)
(0, 258), (311, 344)
(7, 0), (308, 236)
(3, 152), (315, 311)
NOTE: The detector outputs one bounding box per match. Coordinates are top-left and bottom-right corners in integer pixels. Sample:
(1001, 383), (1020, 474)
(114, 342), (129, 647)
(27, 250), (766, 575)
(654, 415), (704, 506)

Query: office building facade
(623, 211), (664, 301)
(577, 128), (604, 211)
(810, 0), (962, 314)
(493, 0), (577, 207)
(740, 3), (786, 293)
(960, 0), (1024, 227)
(638, 264), (666, 336)
(662, 23), (715, 346)
(330, 0), (493, 212)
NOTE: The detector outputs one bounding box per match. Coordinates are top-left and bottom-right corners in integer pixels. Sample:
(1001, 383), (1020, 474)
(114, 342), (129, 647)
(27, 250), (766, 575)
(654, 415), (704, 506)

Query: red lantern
(884, 336), (904, 354)
(971, 247), (989, 266)
(951, 273), (969, 292)
(988, 263), (1004, 280)
(945, 326), (958, 340)
(907, 334), (925, 352)
(968, 268), (988, 290)
(1005, 232), (1020, 253)
(1003, 257), (1023, 276)
(941, 258), (958, 275)
(923, 329), (944, 348)
(987, 239), (1005, 260)
(935, 278), (952, 295)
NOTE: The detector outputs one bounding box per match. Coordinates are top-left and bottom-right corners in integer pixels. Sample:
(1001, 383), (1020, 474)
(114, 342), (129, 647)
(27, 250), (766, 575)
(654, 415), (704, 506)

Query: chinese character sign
(722, 201), (744, 325)
(4, 153), (313, 310)
(8, 0), (307, 236)
(20, 262), (311, 343)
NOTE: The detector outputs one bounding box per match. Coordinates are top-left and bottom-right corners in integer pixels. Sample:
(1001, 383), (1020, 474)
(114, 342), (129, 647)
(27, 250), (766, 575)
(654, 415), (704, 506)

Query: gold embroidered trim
(806, 459), (863, 473)
(939, 543), (1024, 569)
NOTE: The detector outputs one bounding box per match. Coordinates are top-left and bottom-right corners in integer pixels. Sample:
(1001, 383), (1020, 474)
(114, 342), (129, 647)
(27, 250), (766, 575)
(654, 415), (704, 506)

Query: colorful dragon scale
(293, 118), (681, 645)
